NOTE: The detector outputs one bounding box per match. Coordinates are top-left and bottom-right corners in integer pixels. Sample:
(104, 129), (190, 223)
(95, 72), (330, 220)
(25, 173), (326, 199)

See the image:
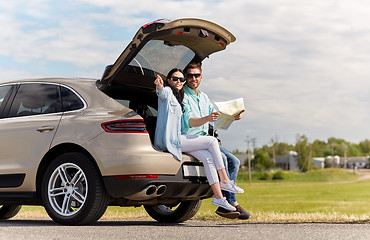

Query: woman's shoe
(220, 180), (244, 194)
(212, 197), (236, 211)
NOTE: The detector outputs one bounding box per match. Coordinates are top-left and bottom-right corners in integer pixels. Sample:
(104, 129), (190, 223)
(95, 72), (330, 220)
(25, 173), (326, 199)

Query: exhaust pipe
(156, 185), (167, 196)
(125, 185), (167, 201)
(125, 185), (157, 200)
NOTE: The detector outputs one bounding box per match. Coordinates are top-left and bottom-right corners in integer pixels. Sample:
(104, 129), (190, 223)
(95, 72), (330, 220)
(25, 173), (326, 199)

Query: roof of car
(0, 77), (96, 86)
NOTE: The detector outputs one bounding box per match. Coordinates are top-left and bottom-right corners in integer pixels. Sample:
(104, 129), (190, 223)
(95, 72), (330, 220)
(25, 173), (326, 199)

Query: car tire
(144, 200), (202, 223)
(0, 205), (22, 220)
(41, 152), (109, 225)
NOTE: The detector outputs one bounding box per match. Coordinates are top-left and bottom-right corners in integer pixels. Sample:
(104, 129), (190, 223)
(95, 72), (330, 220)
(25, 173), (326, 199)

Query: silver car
(0, 18), (236, 225)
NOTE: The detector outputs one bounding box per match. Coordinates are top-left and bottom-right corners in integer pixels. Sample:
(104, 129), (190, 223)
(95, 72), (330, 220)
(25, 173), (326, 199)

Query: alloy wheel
(47, 163), (88, 216)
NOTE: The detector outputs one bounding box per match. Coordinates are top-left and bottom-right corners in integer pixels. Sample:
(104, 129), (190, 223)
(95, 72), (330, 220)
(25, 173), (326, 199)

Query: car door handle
(37, 126), (55, 132)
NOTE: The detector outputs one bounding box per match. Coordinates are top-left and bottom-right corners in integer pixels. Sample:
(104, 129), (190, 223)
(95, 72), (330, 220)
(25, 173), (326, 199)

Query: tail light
(142, 19), (165, 28)
(114, 174), (159, 180)
(101, 119), (148, 133)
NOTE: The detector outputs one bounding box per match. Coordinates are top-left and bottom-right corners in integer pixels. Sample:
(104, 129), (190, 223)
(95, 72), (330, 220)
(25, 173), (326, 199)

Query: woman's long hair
(165, 68), (185, 110)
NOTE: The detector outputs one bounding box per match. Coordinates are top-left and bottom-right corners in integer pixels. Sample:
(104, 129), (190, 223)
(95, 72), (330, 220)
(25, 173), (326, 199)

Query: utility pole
(246, 136), (252, 185)
(343, 144), (347, 169)
(270, 136), (278, 166)
(308, 144), (312, 170)
(245, 136), (256, 185)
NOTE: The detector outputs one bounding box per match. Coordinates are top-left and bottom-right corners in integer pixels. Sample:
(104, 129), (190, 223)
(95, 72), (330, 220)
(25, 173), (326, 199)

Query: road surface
(0, 219), (369, 239)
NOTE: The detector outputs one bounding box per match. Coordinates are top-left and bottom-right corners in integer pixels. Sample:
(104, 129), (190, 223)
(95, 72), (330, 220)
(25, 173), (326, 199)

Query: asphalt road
(0, 220), (369, 240)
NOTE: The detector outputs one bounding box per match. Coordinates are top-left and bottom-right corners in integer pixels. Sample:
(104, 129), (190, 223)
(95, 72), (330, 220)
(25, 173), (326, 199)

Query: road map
(213, 98), (245, 130)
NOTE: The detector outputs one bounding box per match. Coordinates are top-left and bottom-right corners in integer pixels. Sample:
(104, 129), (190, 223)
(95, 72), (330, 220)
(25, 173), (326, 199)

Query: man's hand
(154, 74), (164, 89)
(207, 112), (221, 122)
(234, 110), (245, 121)
(189, 112), (221, 128)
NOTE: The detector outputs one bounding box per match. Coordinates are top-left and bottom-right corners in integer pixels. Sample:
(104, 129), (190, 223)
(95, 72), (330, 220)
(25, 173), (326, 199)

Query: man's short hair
(184, 61), (202, 74)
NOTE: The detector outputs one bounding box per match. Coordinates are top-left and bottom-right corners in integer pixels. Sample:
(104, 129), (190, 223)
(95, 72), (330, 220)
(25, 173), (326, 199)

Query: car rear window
(61, 86), (85, 112)
(129, 40), (195, 77)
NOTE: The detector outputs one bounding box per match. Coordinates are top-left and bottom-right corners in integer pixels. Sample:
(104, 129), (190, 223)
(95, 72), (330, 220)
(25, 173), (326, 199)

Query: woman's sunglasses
(171, 76), (186, 82)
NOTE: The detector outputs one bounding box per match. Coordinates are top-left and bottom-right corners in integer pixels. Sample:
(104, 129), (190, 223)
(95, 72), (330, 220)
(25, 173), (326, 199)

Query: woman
(154, 68), (243, 211)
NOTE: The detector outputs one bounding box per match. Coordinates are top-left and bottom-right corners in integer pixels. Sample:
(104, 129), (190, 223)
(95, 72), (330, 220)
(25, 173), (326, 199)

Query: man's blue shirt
(182, 85), (215, 135)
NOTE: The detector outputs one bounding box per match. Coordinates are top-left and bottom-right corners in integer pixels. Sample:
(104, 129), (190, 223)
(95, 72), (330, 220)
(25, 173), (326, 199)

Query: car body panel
(0, 113), (62, 191)
(84, 131), (193, 176)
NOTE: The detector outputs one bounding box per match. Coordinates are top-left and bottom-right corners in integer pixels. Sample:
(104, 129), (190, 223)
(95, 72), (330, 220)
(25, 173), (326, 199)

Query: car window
(0, 85), (13, 117)
(0, 85), (12, 106)
(115, 99), (157, 117)
(115, 99), (130, 108)
(147, 105), (157, 117)
(60, 86), (84, 112)
(8, 83), (62, 118)
(129, 40), (195, 77)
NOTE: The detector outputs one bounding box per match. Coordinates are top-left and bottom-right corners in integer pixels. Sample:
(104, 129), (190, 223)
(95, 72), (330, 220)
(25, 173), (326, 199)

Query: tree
(231, 149), (246, 154)
(275, 142), (294, 156)
(295, 134), (310, 172)
(311, 140), (327, 157)
(251, 149), (274, 171)
(359, 139), (370, 155)
(347, 143), (362, 156)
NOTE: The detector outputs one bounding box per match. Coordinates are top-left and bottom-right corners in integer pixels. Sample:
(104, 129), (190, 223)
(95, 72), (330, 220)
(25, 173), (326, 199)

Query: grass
(13, 169), (370, 223)
(237, 168), (360, 182)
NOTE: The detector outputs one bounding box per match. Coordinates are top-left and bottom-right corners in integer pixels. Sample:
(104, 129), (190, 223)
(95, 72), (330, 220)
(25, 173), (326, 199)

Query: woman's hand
(154, 74), (164, 89)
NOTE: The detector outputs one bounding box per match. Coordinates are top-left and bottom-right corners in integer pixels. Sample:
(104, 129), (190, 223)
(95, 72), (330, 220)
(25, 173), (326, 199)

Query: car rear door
(98, 18), (236, 90)
(0, 82), (63, 191)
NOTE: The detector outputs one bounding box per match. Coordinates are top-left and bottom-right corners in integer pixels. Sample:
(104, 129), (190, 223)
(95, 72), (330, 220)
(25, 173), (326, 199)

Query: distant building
(234, 153), (249, 167)
(326, 155), (341, 167)
(340, 156), (369, 169)
(275, 151), (299, 170)
(236, 152), (369, 170)
(312, 157), (325, 169)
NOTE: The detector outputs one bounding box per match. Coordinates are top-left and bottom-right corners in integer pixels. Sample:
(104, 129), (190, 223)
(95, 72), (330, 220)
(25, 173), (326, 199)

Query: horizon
(1, 1), (369, 150)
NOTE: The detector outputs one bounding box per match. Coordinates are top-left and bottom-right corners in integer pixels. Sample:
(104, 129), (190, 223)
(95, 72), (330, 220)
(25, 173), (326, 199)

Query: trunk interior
(103, 82), (158, 144)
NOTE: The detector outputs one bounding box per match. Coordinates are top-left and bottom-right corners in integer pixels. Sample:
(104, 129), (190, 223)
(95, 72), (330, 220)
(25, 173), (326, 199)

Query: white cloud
(0, 0), (369, 149)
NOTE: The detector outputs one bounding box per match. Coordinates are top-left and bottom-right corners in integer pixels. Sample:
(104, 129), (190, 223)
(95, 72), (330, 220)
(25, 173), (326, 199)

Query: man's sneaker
(236, 205), (251, 220)
(215, 207), (240, 219)
(220, 180), (244, 194)
(212, 197), (236, 211)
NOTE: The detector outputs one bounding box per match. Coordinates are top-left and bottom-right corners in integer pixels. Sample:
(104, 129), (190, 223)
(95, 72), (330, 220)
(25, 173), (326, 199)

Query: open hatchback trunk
(97, 18), (236, 141)
(98, 18), (235, 90)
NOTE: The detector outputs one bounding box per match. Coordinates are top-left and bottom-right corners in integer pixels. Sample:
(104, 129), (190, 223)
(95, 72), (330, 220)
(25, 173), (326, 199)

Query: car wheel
(144, 200), (202, 223)
(41, 152), (109, 225)
(0, 205), (22, 220)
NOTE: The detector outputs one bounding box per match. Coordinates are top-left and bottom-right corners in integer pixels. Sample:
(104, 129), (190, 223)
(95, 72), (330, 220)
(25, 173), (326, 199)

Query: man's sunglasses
(171, 76), (186, 82)
(186, 73), (201, 79)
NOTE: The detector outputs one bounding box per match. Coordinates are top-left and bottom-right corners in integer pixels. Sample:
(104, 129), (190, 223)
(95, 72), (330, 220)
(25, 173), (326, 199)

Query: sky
(1, 0), (369, 151)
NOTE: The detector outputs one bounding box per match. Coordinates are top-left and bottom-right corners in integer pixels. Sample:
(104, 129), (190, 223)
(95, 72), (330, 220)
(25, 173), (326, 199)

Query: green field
(15, 169), (370, 223)
(197, 169), (370, 222)
(233, 169), (369, 215)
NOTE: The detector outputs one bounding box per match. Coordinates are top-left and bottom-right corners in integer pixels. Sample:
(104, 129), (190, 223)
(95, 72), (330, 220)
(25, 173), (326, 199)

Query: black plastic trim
(0, 174), (26, 188)
(0, 191), (40, 205)
(103, 163), (211, 199)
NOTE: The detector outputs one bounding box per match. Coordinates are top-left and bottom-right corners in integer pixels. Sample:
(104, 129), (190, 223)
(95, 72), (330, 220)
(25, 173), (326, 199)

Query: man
(182, 62), (250, 220)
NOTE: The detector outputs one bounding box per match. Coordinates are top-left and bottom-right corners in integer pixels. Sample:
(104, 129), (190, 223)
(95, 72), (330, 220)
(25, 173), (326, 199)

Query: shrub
(258, 171), (272, 180)
(272, 170), (286, 180)
(253, 163), (265, 172)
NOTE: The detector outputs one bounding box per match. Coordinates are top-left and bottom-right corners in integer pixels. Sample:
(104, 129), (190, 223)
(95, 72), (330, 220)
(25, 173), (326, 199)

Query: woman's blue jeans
(220, 146), (240, 205)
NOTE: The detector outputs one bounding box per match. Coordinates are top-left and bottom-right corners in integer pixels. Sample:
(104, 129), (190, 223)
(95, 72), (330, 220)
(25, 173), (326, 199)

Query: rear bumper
(103, 163), (212, 201)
